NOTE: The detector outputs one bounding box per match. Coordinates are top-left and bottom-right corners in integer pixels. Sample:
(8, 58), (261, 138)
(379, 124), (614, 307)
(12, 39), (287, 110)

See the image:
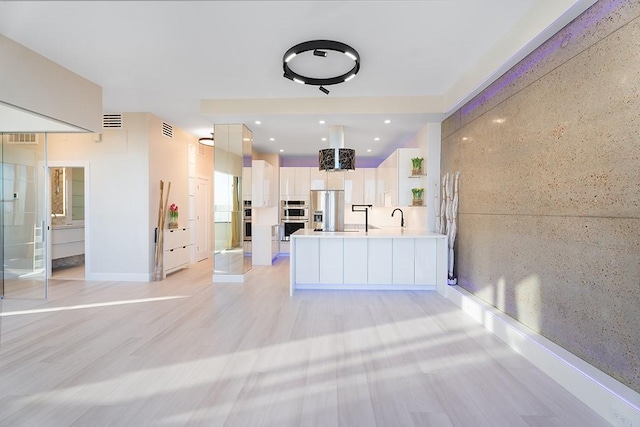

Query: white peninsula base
(289, 229), (448, 296)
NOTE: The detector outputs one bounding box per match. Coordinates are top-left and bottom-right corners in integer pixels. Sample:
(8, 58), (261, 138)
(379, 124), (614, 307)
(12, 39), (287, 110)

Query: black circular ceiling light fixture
(283, 40), (360, 95)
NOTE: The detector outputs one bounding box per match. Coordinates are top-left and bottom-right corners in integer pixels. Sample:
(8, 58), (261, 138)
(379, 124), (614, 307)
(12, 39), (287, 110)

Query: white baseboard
(440, 285), (640, 427)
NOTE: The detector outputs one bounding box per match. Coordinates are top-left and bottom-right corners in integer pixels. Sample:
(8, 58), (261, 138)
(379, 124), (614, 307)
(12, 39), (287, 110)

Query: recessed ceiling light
(321, 137), (327, 141)
(367, 149), (372, 152)
(269, 137), (275, 141)
(255, 120), (261, 125)
(384, 119), (391, 124)
(279, 149), (284, 152)
(462, 137), (469, 141)
(319, 120), (325, 124)
(374, 137), (380, 141)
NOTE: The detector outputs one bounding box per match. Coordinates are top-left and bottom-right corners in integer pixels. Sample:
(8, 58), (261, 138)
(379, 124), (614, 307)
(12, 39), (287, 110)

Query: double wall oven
(280, 200), (308, 241)
(243, 200), (252, 241)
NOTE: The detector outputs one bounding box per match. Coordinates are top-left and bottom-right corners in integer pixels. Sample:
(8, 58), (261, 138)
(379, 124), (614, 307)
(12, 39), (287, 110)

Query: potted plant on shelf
(411, 188), (424, 206)
(411, 157), (424, 176)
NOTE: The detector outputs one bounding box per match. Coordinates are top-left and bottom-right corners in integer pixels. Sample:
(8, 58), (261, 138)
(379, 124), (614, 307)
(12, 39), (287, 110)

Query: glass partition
(213, 124), (252, 280)
(1, 132), (47, 298)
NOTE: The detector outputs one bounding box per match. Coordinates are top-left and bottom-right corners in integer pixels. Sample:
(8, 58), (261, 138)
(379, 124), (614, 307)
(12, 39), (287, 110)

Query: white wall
(48, 113), (195, 281)
(0, 34), (102, 132)
(147, 114), (192, 275)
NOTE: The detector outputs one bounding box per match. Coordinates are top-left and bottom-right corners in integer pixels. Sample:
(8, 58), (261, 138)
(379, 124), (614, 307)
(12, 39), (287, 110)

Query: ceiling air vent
(162, 122), (174, 139)
(7, 133), (39, 144)
(103, 114), (123, 129)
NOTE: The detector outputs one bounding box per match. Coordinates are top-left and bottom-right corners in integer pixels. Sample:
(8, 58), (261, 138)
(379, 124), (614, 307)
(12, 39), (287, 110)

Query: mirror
(213, 124), (252, 280)
(50, 167), (85, 225)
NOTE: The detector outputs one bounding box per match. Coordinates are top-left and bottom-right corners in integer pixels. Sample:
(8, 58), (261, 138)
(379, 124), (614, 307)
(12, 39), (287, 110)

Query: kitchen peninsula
(289, 228), (447, 295)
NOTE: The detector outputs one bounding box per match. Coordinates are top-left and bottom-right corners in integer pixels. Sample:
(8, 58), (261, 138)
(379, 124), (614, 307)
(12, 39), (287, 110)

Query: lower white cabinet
(343, 238), (367, 284)
(368, 238), (393, 285)
(319, 239), (343, 284)
(252, 224), (278, 265)
(295, 238), (319, 284)
(163, 227), (191, 278)
(393, 238), (414, 284)
(415, 238), (438, 285)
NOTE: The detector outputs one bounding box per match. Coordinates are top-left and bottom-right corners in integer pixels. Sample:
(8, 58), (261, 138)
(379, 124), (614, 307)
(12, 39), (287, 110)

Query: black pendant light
(199, 132), (214, 146)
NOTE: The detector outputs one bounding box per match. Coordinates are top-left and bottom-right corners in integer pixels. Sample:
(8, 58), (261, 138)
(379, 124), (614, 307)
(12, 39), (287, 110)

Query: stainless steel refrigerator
(310, 190), (344, 231)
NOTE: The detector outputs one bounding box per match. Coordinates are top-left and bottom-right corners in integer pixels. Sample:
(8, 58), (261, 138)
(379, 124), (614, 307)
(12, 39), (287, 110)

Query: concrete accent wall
(441, 0), (640, 392)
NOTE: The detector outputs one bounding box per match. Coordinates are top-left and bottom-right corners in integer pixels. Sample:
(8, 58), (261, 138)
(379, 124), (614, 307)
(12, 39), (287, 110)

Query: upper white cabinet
(280, 167), (311, 199)
(252, 160), (273, 207)
(309, 168), (327, 190)
(326, 172), (344, 191)
(343, 169), (363, 205)
(280, 167), (294, 196)
(363, 168), (376, 205)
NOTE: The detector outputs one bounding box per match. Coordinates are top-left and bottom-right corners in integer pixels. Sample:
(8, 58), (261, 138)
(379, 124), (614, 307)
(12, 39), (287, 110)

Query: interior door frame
(196, 174), (211, 261)
(46, 161), (90, 279)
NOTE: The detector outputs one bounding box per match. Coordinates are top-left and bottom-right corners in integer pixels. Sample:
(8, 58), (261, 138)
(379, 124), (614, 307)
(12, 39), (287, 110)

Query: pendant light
(199, 132), (214, 146)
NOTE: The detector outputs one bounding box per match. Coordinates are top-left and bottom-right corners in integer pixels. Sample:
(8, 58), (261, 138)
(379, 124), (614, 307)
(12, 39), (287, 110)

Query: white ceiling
(0, 0), (596, 159)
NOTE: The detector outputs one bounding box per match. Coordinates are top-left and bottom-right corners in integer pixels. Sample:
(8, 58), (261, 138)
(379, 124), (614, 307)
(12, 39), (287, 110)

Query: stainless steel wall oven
(243, 200), (252, 241)
(280, 200), (308, 240)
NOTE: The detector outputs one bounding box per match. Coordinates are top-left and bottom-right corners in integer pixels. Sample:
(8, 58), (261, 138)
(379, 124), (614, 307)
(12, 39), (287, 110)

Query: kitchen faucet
(352, 204), (373, 232)
(391, 208), (404, 227)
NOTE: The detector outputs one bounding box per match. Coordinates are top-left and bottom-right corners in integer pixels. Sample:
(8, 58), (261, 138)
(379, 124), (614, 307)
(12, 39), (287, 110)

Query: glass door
(1, 132), (47, 299)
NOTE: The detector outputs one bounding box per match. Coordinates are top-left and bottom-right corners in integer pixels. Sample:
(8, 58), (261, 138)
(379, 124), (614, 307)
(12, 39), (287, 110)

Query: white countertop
(291, 228), (445, 239)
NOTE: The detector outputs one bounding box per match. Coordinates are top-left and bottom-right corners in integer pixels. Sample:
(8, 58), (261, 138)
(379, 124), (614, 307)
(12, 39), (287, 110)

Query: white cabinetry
(51, 226), (84, 259)
(415, 238), (437, 285)
(253, 224), (278, 265)
(252, 160), (273, 207)
(279, 167), (294, 197)
(290, 232), (447, 294)
(280, 167), (311, 199)
(368, 238), (393, 285)
(326, 172), (344, 190)
(319, 239), (343, 284)
(392, 238), (414, 284)
(295, 238), (319, 284)
(164, 227), (191, 277)
(294, 167), (311, 198)
(343, 238), (367, 284)
(309, 168), (327, 190)
(363, 168), (376, 205)
(343, 169), (363, 205)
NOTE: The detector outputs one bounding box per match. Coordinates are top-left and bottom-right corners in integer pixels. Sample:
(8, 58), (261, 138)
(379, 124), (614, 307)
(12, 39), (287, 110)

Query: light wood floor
(0, 257), (607, 426)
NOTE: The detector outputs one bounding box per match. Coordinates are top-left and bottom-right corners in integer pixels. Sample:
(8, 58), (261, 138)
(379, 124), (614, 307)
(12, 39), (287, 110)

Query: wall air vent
(6, 133), (39, 144)
(103, 114), (123, 129)
(162, 122), (174, 138)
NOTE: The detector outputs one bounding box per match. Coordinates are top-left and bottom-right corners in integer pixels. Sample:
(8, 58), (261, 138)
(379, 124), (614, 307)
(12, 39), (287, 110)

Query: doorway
(195, 175), (210, 262)
(47, 163), (89, 280)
